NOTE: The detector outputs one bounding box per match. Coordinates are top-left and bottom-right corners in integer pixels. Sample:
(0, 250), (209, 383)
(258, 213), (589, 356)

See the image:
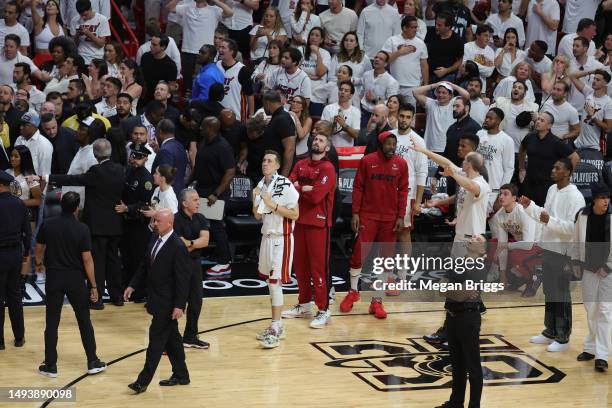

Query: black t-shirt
(175, 121), (198, 150)
(140, 52), (178, 106)
(173, 209), (210, 259)
(432, 2), (472, 40)
(192, 136), (235, 197)
(37, 214), (91, 284)
(244, 133), (265, 183)
(521, 132), (574, 183)
(262, 106), (296, 167)
(425, 31), (464, 76)
(221, 121), (247, 159)
(585, 212), (609, 272)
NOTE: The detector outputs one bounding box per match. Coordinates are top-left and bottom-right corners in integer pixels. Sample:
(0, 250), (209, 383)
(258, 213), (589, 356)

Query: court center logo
(312, 334), (565, 392)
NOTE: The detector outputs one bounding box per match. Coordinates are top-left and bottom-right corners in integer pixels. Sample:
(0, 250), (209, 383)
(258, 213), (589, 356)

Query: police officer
(0, 170), (31, 350)
(435, 235), (486, 408)
(35, 192), (107, 377)
(173, 188), (210, 349)
(115, 143), (154, 303)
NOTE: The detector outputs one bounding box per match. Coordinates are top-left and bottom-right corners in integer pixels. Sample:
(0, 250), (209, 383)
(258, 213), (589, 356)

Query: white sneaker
(256, 325), (286, 341)
(35, 272), (45, 284)
(530, 334), (554, 344)
(206, 264), (231, 277)
(282, 304), (312, 318)
(259, 330), (280, 349)
(329, 286), (336, 305)
(547, 341), (570, 352)
(310, 310), (331, 329)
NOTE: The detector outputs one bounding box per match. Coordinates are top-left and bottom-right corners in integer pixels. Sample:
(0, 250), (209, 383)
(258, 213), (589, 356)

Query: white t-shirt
(62, 144), (97, 208)
(455, 174), (491, 238)
(319, 7), (359, 54)
(476, 129), (515, 190)
(494, 48), (526, 78)
(493, 76), (536, 104)
(562, 0), (600, 34)
(70, 12), (110, 64)
(175, 3), (223, 54)
(470, 98), (488, 126)
(557, 33), (596, 62)
(575, 85), (612, 150)
(249, 25), (287, 60)
(463, 41), (495, 92)
(299, 47), (331, 102)
(327, 54), (372, 96)
(382, 35), (428, 88)
(14, 131), (53, 176)
(423, 97), (455, 153)
(568, 57), (606, 114)
(221, 0), (253, 30)
(95, 99), (117, 118)
(360, 70), (400, 112)
(525, 0), (560, 54)
(290, 12), (321, 41)
(542, 100), (580, 139)
(320, 103), (361, 147)
(393, 129), (428, 200)
(151, 186), (178, 213)
(6, 169), (38, 201)
(357, 3), (400, 59)
(0, 20), (30, 48)
(485, 13), (525, 49)
(493, 204), (539, 269)
(525, 55), (553, 76)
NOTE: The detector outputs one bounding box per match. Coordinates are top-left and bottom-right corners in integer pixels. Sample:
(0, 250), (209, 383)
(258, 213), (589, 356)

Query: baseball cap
(19, 111), (40, 127)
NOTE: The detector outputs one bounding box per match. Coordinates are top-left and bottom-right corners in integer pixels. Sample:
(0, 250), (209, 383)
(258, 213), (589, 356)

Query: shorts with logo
(258, 234), (294, 284)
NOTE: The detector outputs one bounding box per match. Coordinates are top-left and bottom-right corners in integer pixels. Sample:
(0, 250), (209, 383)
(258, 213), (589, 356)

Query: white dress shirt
(62, 144), (97, 208)
(14, 131), (53, 176)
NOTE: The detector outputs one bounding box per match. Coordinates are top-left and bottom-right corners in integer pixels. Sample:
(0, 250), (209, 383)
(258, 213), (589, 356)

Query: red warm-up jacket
(289, 157), (337, 228)
(352, 150), (409, 222)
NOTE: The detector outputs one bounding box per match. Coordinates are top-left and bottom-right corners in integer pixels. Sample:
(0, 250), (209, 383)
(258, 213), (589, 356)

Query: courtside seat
(224, 176), (263, 259)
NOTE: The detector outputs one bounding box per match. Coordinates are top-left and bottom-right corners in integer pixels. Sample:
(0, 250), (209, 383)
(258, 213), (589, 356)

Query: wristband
(91, 286), (97, 289)
(275, 203), (279, 212)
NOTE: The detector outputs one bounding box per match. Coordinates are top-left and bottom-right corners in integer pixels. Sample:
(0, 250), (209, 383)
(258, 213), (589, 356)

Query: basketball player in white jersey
(268, 47), (312, 109)
(252, 150), (300, 349)
(390, 103), (428, 291)
(217, 38), (255, 121)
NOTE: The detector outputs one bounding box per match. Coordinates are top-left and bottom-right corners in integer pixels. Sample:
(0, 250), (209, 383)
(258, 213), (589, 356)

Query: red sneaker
(339, 289), (360, 313)
(369, 299), (387, 319)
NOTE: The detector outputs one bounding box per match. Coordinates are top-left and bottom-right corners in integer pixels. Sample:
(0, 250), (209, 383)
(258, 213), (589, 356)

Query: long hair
(265, 39), (283, 65)
(106, 41), (125, 65)
(43, 0), (64, 27)
(293, 0), (314, 22)
(291, 95), (310, 125)
(403, 0), (423, 19)
(337, 31), (365, 63)
(263, 6), (283, 34)
(13, 145), (36, 176)
(90, 58), (108, 78)
(121, 58), (144, 86)
(502, 27), (519, 47)
(304, 26), (325, 61)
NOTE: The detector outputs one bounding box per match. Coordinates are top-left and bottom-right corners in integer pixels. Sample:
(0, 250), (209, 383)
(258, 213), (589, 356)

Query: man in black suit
(124, 209), (191, 394)
(39, 139), (125, 309)
(151, 119), (188, 194)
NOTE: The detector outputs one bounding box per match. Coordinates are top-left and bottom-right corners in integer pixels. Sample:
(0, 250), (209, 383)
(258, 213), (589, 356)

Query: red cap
(378, 130), (396, 144)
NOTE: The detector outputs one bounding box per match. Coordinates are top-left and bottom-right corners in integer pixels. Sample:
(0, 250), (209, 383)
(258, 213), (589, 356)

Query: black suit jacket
(130, 232), (190, 316)
(50, 160), (125, 236)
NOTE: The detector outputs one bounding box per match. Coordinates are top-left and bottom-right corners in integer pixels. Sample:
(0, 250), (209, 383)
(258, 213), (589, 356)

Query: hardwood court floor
(1, 294), (610, 408)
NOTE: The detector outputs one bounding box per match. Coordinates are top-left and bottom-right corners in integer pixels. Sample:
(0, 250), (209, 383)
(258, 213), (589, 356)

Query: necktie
(151, 237), (163, 262)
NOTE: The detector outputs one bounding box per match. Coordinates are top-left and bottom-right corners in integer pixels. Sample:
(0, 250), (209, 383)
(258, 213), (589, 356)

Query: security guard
(35, 192), (107, 377)
(0, 170), (31, 350)
(435, 235), (486, 408)
(115, 143), (154, 303)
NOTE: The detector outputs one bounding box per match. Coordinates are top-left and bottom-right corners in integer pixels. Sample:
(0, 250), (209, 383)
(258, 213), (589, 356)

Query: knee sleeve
(268, 279), (283, 307)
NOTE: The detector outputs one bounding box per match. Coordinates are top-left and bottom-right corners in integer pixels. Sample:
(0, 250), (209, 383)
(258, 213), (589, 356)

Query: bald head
(154, 208), (174, 236)
(219, 109), (235, 127)
(200, 116), (221, 142)
(40, 102), (56, 117)
(314, 119), (333, 137)
(371, 104), (389, 127)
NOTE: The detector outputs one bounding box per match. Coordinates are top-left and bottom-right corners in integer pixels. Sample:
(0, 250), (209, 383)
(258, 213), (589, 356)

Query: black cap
(128, 142), (153, 158)
(591, 182), (611, 199)
(0, 170), (14, 185)
(516, 111), (534, 128)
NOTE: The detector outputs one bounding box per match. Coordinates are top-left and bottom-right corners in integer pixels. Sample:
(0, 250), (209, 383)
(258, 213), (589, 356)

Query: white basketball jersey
(217, 60), (248, 121)
(255, 174), (300, 236)
(269, 67), (312, 103)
